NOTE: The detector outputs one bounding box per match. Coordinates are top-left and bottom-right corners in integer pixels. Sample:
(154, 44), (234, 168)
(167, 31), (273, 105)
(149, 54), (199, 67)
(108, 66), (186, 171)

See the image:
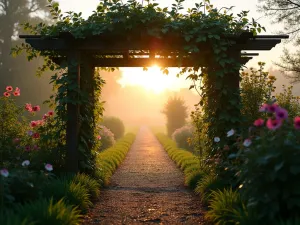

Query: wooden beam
(66, 51), (81, 173)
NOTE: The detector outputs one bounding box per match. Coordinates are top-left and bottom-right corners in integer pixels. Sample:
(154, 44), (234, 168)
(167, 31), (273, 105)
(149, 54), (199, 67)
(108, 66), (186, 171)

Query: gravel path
(84, 126), (206, 225)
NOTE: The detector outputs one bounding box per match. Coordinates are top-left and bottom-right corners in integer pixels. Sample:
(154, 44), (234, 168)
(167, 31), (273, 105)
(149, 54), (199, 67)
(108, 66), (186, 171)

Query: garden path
(84, 126), (206, 225)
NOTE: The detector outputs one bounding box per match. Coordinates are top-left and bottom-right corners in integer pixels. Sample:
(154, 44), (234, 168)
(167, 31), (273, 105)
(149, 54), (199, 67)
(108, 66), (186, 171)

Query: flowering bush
(240, 62), (276, 126)
(235, 103), (300, 223)
(97, 125), (115, 151)
(171, 125), (194, 151)
(101, 117), (125, 140)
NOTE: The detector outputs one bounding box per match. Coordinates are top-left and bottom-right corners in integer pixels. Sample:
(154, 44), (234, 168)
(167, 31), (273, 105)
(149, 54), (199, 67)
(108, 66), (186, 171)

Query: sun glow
(119, 65), (190, 94)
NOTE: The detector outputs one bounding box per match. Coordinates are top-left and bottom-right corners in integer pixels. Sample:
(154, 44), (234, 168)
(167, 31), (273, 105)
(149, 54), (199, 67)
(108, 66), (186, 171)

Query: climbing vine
(13, 0), (265, 171)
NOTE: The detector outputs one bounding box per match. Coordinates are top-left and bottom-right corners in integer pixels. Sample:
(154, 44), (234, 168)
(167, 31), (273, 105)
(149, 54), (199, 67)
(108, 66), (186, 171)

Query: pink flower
(275, 107), (288, 120)
(0, 168), (9, 177)
(25, 103), (32, 112)
(243, 138), (252, 147)
(43, 114), (48, 120)
(32, 105), (40, 112)
(25, 145), (31, 151)
(31, 121), (38, 128)
(266, 118), (282, 130)
(33, 133), (40, 139)
(259, 103), (269, 112)
(254, 118), (264, 127)
(6, 86), (13, 92)
(48, 111), (54, 116)
(13, 91), (20, 96)
(45, 163), (53, 171)
(33, 145), (40, 150)
(294, 117), (300, 130)
(267, 104), (279, 113)
(15, 87), (20, 92)
(97, 135), (101, 140)
(3, 92), (10, 97)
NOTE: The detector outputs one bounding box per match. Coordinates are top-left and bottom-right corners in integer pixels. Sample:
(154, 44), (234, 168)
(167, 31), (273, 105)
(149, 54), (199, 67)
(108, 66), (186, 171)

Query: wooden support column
(66, 51), (81, 173)
(204, 49), (241, 145)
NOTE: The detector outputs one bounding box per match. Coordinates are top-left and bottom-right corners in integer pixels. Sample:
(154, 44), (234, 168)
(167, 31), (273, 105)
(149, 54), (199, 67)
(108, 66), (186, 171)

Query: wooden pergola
(19, 32), (288, 172)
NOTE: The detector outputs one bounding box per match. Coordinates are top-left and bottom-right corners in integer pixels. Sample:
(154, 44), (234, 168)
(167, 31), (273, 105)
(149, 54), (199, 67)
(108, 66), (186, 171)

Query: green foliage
(40, 176), (92, 213)
(0, 96), (28, 168)
(236, 105), (300, 223)
(15, 198), (82, 225)
(95, 133), (135, 186)
(276, 85), (300, 119)
(0, 210), (34, 225)
(0, 169), (52, 206)
(195, 172), (228, 205)
(205, 188), (244, 225)
(171, 125), (194, 151)
(240, 62), (276, 126)
(101, 117), (125, 140)
(162, 96), (188, 137)
(184, 170), (205, 189)
(72, 173), (100, 199)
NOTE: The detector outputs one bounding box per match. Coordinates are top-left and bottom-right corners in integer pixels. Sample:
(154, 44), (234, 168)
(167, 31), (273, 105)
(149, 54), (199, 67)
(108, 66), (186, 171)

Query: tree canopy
(258, 0), (300, 82)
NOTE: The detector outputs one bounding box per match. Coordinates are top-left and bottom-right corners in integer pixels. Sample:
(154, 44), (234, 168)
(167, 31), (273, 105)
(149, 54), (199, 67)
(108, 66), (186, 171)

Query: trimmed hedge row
(155, 133), (204, 188)
(0, 133), (136, 225)
(95, 133), (136, 186)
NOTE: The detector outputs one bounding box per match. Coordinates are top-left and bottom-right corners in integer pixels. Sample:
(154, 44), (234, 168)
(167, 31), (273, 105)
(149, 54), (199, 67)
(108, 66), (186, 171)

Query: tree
(258, 0), (300, 82)
(0, 0), (52, 111)
(162, 96), (188, 137)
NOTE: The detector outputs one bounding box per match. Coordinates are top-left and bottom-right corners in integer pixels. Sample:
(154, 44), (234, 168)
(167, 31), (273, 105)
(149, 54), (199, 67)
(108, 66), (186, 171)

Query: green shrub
(101, 117), (125, 140)
(72, 173), (100, 199)
(95, 133), (135, 186)
(162, 96), (188, 137)
(40, 176), (92, 213)
(195, 172), (228, 205)
(185, 170), (206, 189)
(15, 198), (82, 225)
(171, 125), (194, 151)
(237, 104), (300, 222)
(205, 188), (243, 225)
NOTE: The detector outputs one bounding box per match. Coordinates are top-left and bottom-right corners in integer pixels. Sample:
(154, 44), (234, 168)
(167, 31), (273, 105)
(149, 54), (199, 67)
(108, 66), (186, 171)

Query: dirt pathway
(84, 126), (206, 225)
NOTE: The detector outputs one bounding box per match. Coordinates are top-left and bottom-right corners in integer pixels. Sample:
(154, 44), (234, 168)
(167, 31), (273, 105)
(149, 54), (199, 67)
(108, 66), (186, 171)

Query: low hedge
(95, 133), (136, 186)
(155, 133), (202, 188)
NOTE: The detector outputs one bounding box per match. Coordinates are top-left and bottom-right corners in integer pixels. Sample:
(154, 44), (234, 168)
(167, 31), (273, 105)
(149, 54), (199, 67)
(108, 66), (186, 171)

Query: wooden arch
(19, 32), (288, 172)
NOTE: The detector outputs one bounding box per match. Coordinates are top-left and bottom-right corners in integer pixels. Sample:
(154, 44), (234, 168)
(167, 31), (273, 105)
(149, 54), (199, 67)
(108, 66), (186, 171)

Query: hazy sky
(56, 0), (290, 91)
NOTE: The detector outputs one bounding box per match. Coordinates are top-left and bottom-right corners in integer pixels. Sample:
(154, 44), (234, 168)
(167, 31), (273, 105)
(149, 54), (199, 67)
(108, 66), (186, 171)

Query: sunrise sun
(119, 65), (185, 94)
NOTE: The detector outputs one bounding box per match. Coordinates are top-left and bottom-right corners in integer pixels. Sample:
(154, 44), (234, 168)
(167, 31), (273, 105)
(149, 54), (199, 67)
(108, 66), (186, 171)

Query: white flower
(0, 168), (9, 177)
(214, 137), (220, 143)
(45, 163), (53, 171)
(227, 129), (235, 137)
(22, 160), (30, 167)
(243, 138), (252, 147)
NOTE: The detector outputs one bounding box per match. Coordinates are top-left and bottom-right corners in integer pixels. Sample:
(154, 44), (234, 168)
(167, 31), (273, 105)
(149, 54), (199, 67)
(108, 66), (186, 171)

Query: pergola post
(78, 55), (96, 172)
(66, 51), (81, 173)
(204, 49), (242, 141)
